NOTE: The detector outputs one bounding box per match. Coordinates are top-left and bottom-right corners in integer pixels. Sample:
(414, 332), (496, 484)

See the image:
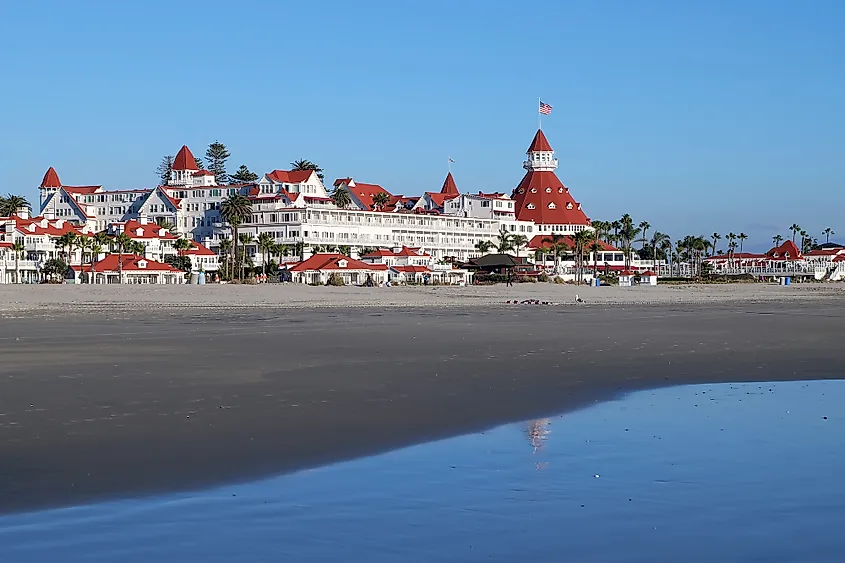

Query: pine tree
(205, 141), (230, 184)
(156, 155), (174, 185)
(230, 164), (259, 184)
(194, 157), (205, 171)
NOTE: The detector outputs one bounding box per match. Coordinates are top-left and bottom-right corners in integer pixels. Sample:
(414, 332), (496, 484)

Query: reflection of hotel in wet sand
(527, 419), (551, 453)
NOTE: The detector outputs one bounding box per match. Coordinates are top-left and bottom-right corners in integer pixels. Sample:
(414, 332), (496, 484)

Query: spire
(173, 145), (199, 171)
(526, 129), (553, 153)
(40, 167), (62, 188)
(440, 172), (459, 195)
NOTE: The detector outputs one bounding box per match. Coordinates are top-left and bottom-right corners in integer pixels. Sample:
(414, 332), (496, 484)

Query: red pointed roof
(527, 129), (553, 153)
(440, 172), (459, 195)
(40, 167), (62, 188)
(766, 240), (802, 260)
(173, 145), (199, 171)
(512, 172), (589, 226)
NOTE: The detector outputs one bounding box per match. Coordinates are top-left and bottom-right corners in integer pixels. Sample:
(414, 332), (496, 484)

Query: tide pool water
(1, 380), (842, 562)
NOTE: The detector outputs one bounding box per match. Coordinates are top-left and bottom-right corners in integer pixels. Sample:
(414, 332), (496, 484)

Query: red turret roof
(527, 129), (553, 153)
(440, 172), (459, 195)
(173, 145), (199, 171)
(40, 167), (62, 188)
(512, 172), (589, 225)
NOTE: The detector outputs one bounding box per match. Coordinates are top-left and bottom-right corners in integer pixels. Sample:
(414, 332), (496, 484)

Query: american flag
(539, 101), (552, 115)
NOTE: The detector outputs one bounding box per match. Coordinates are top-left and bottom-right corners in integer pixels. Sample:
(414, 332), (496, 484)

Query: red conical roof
(440, 172), (459, 195)
(512, 171), (589, 226)
(173, 145), (199, 171)
(40, 167), (62, 188)
(527, 129), (553, 153)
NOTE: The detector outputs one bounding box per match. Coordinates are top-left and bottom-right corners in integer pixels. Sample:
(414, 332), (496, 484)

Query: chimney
(139, 216), (148, 225)
(16, 207), (29, 220)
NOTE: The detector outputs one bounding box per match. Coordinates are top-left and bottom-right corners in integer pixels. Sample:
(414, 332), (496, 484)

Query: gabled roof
(183, 241), (216, 256)
(118, 219), (178, 240)
(344, 180), (392, 210)
(290, 253), (388, 272)
(391, 265), (432, 273)
(440, 172), (459, 195)
(173, 145), (199, 171)
(73, 254), (182, 273)
(192, 170), (214, 177)
(527, 129), (553, 152)
(424, 192), (454, 208)
(362, 246), (430, 258)
(40, 167), (62, 188)
(468, 253), (523, 268)
(10, 215), (86, 237)
(62, 185), (103, 194)
(766, 240), (802, 259)
(266, 170), (313, 184)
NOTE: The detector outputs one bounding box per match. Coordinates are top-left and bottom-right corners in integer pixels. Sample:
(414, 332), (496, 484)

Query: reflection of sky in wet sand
(2, 380), (844, 563)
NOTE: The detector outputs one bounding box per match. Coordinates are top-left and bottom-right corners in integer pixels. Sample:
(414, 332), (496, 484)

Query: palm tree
(542, 233), (570, 273)
(272, 243), (289, 264)
(651, 231), (670, 272)
(89, 242), (103, 283)
(573, 230), (592, 283)
(822, 228), (835, 244)
(239, 233), (254, 280)
(789, 223), (801, 243)
(290, 159), (324, 181)
(113, 232), (133, 284)
(76, 236), (91, 273)
(511, 234), (528, 257)
(219, 237), (232, 278)
(372, 191), (391, 211)
(638, 221), (650, 250)
(0, 194), (31, 217)
(737, 233), (748, 258)
(220, 194), (252, 280)
(174, 237), (193, 258)
(772, 234), (784, 247)
(294, 241), (305, 261)
(474, 240), (493, 255)
(799, 230), (808, 252)
(711, 233), (721, 256)
(726, 232), (737, 262)
(495, 227), (514, 253)
(130, 241), (146, 256)
(331, 188), (352, 209)
(155, 218), (178, 234)
(11, 241), (25, 283)
(257, 232), (274, 273)
(617, 216), (641, 269)
(54, 232), (79, 266)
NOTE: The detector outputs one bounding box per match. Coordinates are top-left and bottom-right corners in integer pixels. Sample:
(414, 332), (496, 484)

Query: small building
(618, 269), (636, 287)
(71, 254), (186, 284)
(640, 270), (658, 286)
(289, 253), (388, 285)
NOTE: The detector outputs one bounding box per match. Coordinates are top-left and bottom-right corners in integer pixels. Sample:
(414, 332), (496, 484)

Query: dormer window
(548, 202), (556, 209)
(545, 187), (552, 193)
(530, 188), (537, 193)
(558, 188), (564, 193)
(527, 203), (535, 209)
(337, 259), (348, 268)
(566, 203), (573, 209)
(518, 188), (524, 194)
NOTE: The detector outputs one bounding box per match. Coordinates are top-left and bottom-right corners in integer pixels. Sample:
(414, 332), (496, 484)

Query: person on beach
(506, 270), (513, 287)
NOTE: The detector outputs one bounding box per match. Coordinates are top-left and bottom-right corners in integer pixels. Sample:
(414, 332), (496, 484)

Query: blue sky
(1, 0), (842, 249)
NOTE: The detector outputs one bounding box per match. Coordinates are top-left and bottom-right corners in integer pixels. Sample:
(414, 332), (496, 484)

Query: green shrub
(326, 272), (345, 286)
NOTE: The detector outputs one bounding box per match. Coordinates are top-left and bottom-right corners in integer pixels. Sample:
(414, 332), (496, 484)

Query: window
(530, 188), (537, 193)
(527, 203), (535, 209)
(548, 202), (556, 209)
(566, 203), (573, 209)
(545, 187), (552, 193)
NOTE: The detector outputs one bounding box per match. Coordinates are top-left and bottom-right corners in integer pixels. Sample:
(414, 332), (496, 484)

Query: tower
(39, 167), (62, 209)
(511, 130), (589, 233)
(170, 145), (199, 186)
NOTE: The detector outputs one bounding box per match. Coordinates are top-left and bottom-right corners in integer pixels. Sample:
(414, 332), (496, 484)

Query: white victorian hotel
(16, 129), (595, 272)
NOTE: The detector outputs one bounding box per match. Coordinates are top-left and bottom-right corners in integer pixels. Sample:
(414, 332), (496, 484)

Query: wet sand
(1, 294), (844, 513)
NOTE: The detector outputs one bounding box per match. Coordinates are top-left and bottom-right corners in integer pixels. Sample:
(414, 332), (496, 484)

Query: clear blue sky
(1, 0), (842, 249)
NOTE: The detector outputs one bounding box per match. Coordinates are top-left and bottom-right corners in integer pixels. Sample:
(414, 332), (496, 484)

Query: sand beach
(1, 283), (844, 513)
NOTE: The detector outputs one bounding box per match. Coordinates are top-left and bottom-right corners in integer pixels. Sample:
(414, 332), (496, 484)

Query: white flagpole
(538, 96), (542, 130)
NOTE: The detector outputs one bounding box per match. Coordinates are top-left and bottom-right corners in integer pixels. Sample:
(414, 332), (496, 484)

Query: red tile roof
(62, 185), (102, 194)
(424, 192), (453, 208)
(267, 170), (313, 184)
(766, 240), (802, 260)
(290, 253), (388, 272)
(11, 216), (86, 237)
(512, 171), (589, 226)
(362, 246), (430, 258)
(391, 265), (432, 273)
(74, 254), (182, 273)
(184, 241), (216, 256)
(440, 172), (459, 195)
(350, 181), (392, 210)
(173, 145), (199, 171)
(40, 167), (62, 188)
(527, 129), (553, 152)
(192, 170), (214, 177)
(527, 234), (618, 251)
(119, 220), (178, 239)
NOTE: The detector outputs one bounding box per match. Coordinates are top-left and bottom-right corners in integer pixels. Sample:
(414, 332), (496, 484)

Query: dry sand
(1, 283), (844, 513)
(0, 281), (844, 313)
